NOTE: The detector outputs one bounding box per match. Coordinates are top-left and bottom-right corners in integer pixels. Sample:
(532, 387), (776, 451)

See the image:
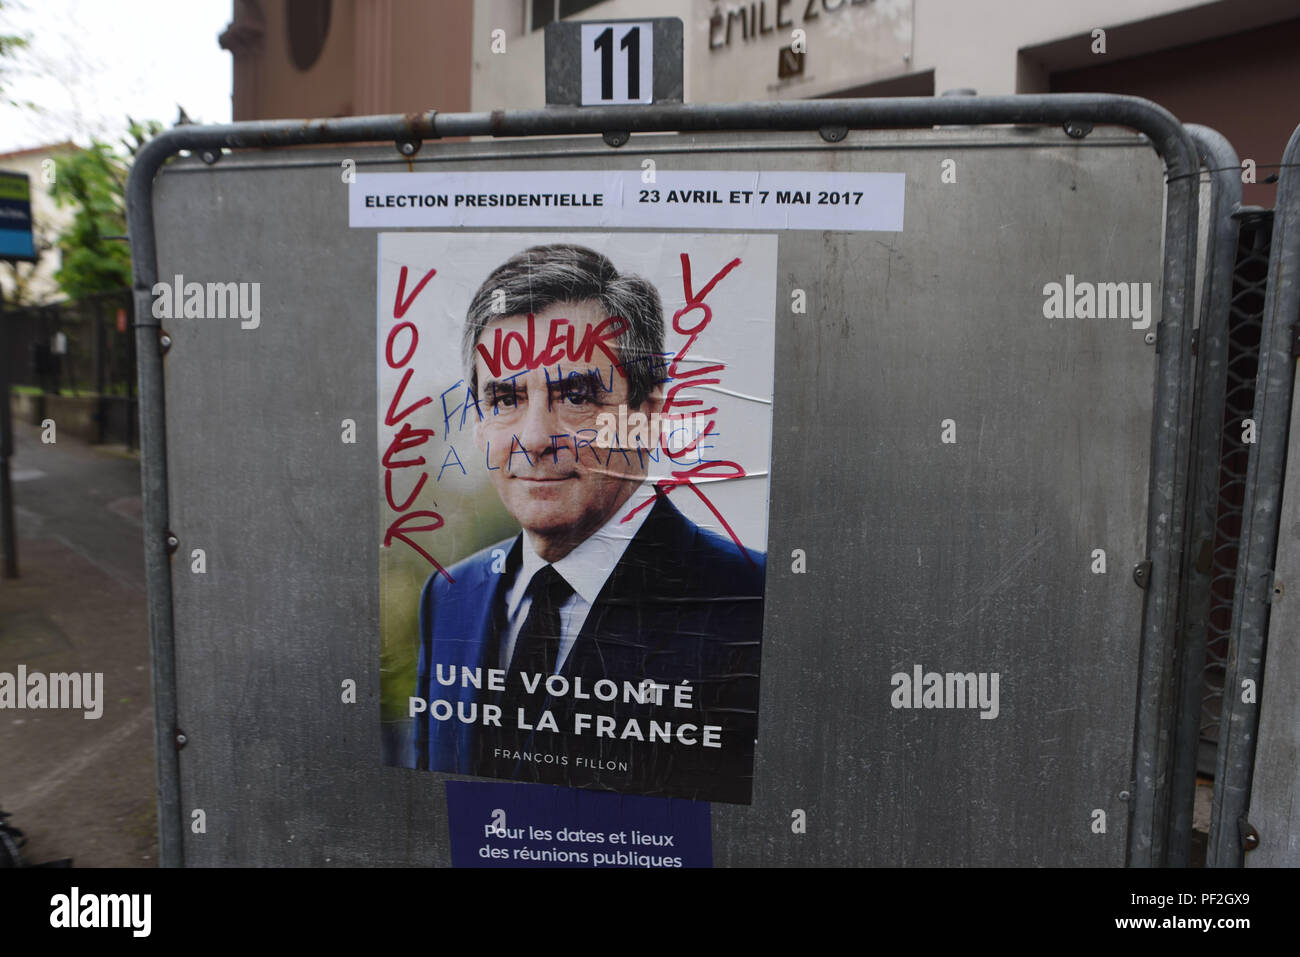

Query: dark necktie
(500, 564), (575, 737)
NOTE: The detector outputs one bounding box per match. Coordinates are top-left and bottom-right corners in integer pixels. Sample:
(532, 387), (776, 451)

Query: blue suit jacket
(412, 492), (765, 804)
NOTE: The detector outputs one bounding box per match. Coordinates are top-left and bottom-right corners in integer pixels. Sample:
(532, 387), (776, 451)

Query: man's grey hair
(462, 243), (665, 407)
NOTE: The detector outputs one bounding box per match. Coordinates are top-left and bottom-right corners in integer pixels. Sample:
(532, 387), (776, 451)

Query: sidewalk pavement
(0, 421), (157, 866)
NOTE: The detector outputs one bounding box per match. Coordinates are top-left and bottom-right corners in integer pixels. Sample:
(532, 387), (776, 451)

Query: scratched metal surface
(1245, 378), (1300, 867)
(152, 127), (1162, 866)
(1243, 131), (1300, 868)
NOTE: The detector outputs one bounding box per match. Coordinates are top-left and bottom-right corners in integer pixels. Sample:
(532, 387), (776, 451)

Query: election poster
(378, 232), (777, 804)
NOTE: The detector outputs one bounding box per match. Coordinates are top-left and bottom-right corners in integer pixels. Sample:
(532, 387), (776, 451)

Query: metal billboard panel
(142, 124), (1177, 866)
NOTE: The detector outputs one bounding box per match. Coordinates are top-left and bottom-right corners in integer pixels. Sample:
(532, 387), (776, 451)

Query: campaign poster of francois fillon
(377, 231), (776, 805)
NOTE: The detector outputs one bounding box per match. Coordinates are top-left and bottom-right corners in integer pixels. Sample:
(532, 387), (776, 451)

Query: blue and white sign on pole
(0, 171), (36, 263)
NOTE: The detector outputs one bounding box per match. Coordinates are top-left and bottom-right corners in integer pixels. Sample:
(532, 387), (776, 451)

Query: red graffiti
(385, 367), (432, 426)
(382, 422), (436, 469)
(474, 313), (629, 379)
(623, 252), (755, 566)
(383, 511), (448, 573)
(385, 469), (427, 512)
(382, 265), (452, 582)
(393, 265), (437, 319)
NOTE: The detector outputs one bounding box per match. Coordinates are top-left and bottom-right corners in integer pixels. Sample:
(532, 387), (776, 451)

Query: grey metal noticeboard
(128, 96), (1199, 867)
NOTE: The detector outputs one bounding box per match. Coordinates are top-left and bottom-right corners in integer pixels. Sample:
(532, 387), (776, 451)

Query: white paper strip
(351, 170), (904, 231)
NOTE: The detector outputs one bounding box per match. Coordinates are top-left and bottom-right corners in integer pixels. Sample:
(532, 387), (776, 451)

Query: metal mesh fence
(1200, 210), (1274, 775)
(2, 288), (137, 445)
(3, 289), (135, 397)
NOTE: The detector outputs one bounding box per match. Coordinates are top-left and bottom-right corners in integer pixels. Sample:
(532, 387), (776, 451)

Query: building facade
(220, 0), (473, 120)
(225, 0), (1300, 204)
(471, 0), (1300, 204)
(0, 141), (79, 305)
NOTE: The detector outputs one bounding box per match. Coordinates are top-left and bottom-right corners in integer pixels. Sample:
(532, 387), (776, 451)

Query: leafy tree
(0, 0), (29, 108)
(49, 118), (161, 299)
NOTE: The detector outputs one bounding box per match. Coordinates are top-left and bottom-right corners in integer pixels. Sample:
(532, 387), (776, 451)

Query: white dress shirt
(499, 484), (654, 674)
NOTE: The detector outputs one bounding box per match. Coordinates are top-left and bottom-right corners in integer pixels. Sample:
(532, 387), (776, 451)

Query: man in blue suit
(411, 244), (765, 805)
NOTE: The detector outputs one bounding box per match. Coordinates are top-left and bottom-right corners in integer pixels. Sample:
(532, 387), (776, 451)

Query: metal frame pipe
(1166, 124), (1242, 866)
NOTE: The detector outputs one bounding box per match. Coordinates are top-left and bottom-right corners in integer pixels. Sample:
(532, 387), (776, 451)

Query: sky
(0, 0), (233, 153)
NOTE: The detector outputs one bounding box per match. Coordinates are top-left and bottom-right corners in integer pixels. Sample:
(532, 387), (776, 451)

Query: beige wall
(473, 0), (564, 111)
(691, 0), (913, 102)
(381, 1), (473, 114)
(471, 0), (917, 109)
(225, 0), (472, 121)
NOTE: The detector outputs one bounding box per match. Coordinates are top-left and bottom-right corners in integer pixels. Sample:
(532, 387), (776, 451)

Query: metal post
(92, 295), (105, 443)
(1166, 125), (1241, 865)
